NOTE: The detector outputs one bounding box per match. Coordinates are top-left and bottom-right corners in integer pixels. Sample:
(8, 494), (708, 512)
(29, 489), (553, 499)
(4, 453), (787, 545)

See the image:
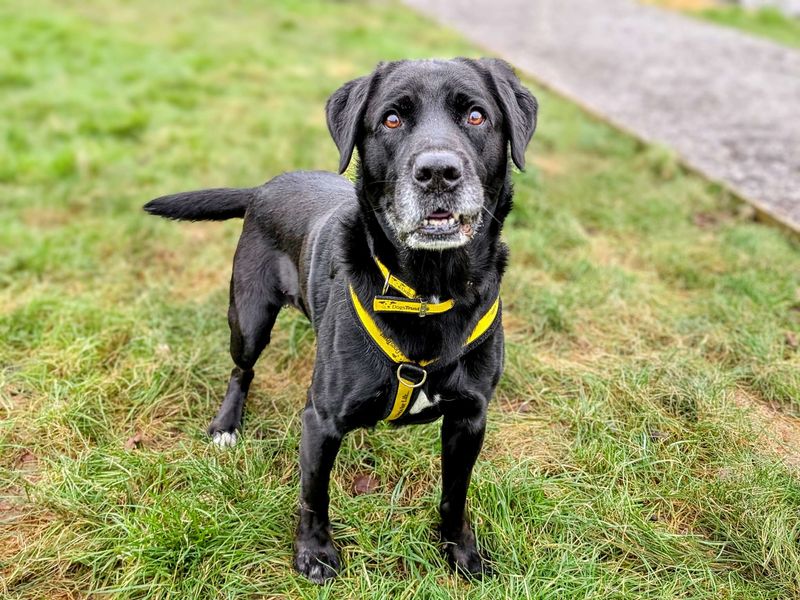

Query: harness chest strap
(372, 256), (456, 316)
(348, 284), (501, 420)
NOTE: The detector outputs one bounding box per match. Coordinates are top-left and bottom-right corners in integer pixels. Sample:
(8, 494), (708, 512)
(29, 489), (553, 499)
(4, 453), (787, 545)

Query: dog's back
(144, 170), (353, 230)
(145, 170), (357, 325)
(247, 171), (355, 270)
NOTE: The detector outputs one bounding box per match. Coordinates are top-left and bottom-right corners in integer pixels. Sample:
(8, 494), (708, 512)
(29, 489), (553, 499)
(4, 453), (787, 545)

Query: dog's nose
(413, 151), (462, 192)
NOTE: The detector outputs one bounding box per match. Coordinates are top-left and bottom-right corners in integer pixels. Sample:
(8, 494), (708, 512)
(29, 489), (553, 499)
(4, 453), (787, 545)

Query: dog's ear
(326, 71), (377, 174)
(482, 58), (538, 170)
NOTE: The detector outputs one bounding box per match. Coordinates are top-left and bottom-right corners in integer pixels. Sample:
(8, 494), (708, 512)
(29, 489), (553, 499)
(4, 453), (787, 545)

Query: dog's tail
(143, 187), (254, 221)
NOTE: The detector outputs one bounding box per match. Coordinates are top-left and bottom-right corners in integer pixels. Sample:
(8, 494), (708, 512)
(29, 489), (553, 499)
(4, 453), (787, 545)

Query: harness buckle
(396, 363), (427, 388)
(418, 299), (429, 318)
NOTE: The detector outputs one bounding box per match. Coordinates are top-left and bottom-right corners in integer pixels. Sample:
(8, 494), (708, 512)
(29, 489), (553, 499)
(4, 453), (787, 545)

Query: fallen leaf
(649, 429), (669, 442)
(15, 451), (37, 471)
(352, 473), (379, 496)
(124, 433), (144, 451)
(692, 212), (718, 229)
(786, 332), (799, 350)
(14, 451), (41, 484)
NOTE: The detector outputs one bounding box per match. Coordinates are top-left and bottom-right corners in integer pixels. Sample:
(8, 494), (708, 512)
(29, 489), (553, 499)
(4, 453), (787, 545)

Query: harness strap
(372, 296), (455, 316)
(372, 256), (456, 316)
(374, 256), (417, 298)
(349, 284), (436, 367)
(386, 363), (427, 420)
(348, 284), (501, 421)
(466, 295), (500, 345)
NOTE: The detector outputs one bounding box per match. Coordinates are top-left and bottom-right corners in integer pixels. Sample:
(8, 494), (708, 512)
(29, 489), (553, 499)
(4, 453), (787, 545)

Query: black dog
(144, 58), (537, 583)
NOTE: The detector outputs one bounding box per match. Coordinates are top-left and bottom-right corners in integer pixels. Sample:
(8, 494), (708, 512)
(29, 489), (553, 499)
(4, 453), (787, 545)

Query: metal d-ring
(396, 363), (427, 388)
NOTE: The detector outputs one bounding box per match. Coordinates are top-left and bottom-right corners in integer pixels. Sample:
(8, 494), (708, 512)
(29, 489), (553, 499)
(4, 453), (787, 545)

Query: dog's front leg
(440, 410), (492, 578)
(293, 404), (343, 584)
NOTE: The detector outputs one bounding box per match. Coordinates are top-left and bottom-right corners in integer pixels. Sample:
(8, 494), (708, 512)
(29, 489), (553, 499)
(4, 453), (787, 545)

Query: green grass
(683, 4), (800, 49)
(2, 0), (800, 598)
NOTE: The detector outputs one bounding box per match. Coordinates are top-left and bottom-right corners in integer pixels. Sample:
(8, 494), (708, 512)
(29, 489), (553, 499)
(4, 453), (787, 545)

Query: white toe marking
(213, 431), (237, 448)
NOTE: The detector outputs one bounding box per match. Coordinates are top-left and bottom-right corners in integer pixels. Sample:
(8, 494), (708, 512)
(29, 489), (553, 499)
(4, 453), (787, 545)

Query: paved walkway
(403, 0), (800, 231)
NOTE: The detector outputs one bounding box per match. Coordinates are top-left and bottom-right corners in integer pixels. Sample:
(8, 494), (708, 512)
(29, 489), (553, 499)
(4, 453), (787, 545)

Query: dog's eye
(383, 112), (402, 129)
(467, 109), (486, 126)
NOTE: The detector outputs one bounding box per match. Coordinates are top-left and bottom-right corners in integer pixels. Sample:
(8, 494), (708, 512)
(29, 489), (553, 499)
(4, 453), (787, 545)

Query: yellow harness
(371, 256), (456, 317)
(348, 262), (501, 421)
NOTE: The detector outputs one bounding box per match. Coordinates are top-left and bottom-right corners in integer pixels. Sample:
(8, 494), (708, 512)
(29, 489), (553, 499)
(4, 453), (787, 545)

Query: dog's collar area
(348, 283), (501, 421)
(372, 256), (455, 317)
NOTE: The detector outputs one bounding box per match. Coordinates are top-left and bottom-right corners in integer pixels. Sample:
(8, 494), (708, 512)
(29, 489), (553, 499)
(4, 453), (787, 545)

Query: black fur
(145, 187), (253, 221)
(144, 58), (537, 584)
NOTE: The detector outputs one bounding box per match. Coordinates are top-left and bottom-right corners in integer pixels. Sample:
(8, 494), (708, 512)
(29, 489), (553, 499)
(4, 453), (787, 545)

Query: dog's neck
(346, 176), (512, 302)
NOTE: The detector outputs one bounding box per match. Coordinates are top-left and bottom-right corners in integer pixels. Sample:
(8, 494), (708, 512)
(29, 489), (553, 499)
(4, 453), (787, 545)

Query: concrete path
(403, 0), (800, 231)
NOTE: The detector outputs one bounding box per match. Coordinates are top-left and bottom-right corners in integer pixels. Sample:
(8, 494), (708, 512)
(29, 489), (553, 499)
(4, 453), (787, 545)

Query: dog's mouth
(404, 209), (480, 250)
(418, 210), (477, 237)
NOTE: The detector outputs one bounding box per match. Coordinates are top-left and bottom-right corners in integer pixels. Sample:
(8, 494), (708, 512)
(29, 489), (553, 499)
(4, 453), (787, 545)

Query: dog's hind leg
(208, 221), (286, 447)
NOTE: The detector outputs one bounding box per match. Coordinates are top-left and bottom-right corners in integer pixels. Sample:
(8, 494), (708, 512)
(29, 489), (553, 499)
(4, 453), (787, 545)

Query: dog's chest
(407, 390), (441, 415)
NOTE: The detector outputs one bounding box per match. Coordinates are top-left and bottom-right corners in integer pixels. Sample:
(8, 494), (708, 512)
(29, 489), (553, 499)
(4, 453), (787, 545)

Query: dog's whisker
(480, 204), (502, 226)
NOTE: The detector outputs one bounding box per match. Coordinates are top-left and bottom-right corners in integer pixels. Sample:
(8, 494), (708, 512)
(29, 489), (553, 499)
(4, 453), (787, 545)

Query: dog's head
(326, 58), (537, 251)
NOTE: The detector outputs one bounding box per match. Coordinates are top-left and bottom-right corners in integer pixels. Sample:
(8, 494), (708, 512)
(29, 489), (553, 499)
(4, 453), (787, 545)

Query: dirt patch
(484, 416), (568, 468)
(0, 508), (86, 600)
(785, 331), (799, 351)
(648, 498), (703, 536)
(20, 206), (81, 229)
(0, 527), (24, 582)
(249, 351), (315, 400)
(2, 382), (30, 414)
(140, 223), (231, 301)
(734, 389), (800, 468)
(14, 451), (41, 484)
(0, 491), (27, 522)
(692, 211), (721, 229)
(397, 470), (439, 506)
(502, 311), (534, 340)
(0, 499), (54, 577)
(531, 154), (568, 176)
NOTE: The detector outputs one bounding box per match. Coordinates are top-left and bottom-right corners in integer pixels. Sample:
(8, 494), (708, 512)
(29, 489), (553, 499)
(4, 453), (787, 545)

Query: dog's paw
(294, 541), (340, 584)
(443, 540), (493, 580)
(211, 430), (237, 448)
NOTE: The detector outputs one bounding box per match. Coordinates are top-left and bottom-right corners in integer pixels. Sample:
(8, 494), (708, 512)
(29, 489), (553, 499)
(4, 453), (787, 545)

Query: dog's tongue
(427, 210), (452, 220)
